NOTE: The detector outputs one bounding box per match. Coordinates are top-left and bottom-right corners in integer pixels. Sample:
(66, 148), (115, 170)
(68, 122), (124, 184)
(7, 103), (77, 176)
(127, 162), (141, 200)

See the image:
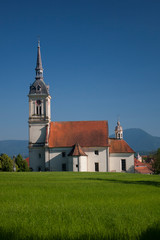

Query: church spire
(35, 41), (43, 79)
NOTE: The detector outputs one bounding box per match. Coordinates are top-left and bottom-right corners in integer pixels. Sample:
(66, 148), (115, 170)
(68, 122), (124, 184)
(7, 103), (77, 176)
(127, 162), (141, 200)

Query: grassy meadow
(0, 172), (160, 240)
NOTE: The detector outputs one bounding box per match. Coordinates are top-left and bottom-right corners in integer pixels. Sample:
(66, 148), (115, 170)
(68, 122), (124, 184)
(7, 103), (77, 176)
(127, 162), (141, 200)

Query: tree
(152, 148), (160, 174)
(15, 154), (29, 172)
(0, 154), (13, 172)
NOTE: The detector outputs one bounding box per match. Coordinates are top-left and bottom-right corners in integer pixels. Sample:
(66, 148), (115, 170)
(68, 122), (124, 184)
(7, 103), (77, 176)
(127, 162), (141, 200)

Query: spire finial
(117, 114), (120, 124)
(37, 34), (40, 43)
(37, 36), (40, 47)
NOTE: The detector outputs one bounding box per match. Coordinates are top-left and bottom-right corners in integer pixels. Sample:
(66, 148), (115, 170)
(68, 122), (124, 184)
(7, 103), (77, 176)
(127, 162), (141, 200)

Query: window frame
(36, 100), (42, 116)
(95, 162), (99, 172)
(62, 163), (66, 171)
(121, 159), (126, 171)
(95, 150), (99, 155)
(62, 152), (66, 157)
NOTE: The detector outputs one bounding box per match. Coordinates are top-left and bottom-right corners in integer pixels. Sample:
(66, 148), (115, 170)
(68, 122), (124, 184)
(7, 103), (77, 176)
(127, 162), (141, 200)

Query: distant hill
(0, 140), (28, 158)
(110, 128), (160, 153)
(0, 128), (160, 157)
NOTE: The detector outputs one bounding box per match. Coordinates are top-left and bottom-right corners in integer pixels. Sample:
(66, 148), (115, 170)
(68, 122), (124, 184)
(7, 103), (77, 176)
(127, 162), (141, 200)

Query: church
(28, 42), (134, 172)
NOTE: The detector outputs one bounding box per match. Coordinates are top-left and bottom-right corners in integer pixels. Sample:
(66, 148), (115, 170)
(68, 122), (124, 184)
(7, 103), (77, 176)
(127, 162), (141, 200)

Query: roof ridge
(51, 120), (108, 123)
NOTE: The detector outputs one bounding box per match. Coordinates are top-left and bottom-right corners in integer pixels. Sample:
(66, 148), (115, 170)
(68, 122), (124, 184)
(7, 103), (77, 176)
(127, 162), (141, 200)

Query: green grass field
(0, 172), (160, 240)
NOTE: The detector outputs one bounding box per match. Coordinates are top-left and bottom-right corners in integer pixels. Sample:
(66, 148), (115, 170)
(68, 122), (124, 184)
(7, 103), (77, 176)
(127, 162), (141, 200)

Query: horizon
(0, 127), (159, 141)
(1, 0), (160, 140)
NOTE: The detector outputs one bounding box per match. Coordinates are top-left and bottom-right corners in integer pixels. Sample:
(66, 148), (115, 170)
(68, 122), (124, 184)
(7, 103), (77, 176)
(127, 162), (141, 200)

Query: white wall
(68, 156), (88, 172)
(30, 146), (134, 173)
(29, 124), (46, 143)
(72, 156), (88, 172)
(73, 157), (78, 172)
(109, 153), (134, 173)
(68, 157), (73, 171)
(29, 147), (45, 171)
(48, 148), (72, 171)
(79, 156), (88, 172)
(47, 147), (108, 172)
(83, 147), (108, 172)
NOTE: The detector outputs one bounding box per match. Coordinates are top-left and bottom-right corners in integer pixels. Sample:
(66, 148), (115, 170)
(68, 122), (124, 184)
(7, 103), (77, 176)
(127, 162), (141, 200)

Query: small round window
(36, 100), (41, 105)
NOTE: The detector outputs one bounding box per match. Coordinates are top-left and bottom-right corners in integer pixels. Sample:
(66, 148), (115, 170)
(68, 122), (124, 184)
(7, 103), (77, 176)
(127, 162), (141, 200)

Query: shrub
(152, 148), (160, 174)
(15, 154), (29, 172)
(0, 154), (13, 171)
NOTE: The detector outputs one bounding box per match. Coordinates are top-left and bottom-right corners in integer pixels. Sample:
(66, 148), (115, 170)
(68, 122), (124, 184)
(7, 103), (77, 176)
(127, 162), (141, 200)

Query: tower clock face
(36, 100), (41, 105)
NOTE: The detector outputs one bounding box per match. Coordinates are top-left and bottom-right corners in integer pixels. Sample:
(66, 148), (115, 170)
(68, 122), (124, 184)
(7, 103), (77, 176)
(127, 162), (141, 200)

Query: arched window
(36, 100), (42, 115)
(37, 85), (41, 91)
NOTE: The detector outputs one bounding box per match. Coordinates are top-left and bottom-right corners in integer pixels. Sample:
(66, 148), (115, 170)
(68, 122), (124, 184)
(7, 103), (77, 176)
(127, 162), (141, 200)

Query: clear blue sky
(0, 0), (160, 140)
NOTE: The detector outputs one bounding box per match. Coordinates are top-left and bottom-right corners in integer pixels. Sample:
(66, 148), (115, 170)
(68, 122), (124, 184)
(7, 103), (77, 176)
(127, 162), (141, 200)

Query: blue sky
(0, 0), (160, 140)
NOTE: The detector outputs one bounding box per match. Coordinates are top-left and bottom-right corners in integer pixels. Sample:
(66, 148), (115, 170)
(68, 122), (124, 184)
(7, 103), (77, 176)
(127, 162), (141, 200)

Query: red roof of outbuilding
(134, 159), (153, 174)
(48, 121), (109, 148)
(68, 143), (87, 156)
(135, 167), (153, 174)
(134, 159), (145, 166)
(25, 157), (29, 166)
(109, 138), (134, 153)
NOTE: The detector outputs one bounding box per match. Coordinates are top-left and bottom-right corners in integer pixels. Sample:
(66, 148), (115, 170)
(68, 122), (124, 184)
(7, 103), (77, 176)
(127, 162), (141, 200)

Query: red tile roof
(135, 167), (153, 174)
(25, 157), (29, 166)
(134, 159), (153, 174)
(141, 155), (147, 158)
(109, 138), (134, 153)
(48, 121), (109, 148)
(134, 159), (145, 166)
(68, 143), (87, 156)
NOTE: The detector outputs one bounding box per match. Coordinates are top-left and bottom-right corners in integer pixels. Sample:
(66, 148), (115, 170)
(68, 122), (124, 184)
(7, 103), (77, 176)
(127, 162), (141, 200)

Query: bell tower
(28, 41), (51, 171)
(115, 121), (123, 139)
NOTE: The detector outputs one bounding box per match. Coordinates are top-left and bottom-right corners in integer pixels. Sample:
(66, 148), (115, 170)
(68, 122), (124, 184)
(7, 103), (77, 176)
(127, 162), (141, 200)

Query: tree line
(0, 154), (29, 172)
(151, 148), (160, 174)
(139, 148), (160, 174)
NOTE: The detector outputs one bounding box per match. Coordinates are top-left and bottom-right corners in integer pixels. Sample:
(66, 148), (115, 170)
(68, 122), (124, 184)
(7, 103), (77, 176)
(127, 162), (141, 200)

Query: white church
(28, 42), (134, 172)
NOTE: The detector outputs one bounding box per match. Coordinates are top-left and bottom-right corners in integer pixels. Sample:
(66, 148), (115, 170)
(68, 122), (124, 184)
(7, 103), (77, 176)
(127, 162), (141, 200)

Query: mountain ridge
(0, 128), (160, 157)
(110, 128), (160, 153)
(0, 140), (28, 158)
